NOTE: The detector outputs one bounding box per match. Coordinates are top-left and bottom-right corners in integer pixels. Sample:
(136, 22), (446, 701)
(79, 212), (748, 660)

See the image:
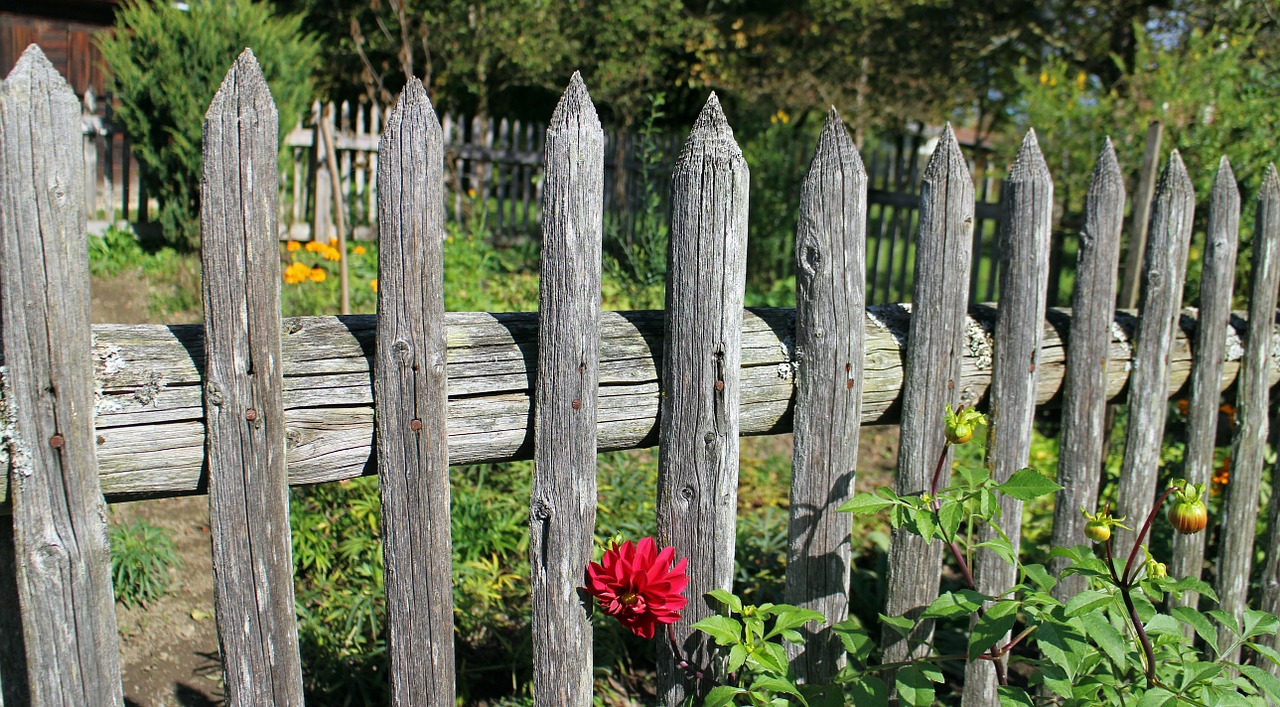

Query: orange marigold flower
(322, 246), (341, 262)
(352, 245), (367, 256)
(305, 240), (325, 253)
(308, 267), (327, 283)
(284, 261), (311, 284)
(584, 537), (688, 639)
(370, 279), (378, 293)
(286, 240), (301, 252)
(328, 237), (338, 247)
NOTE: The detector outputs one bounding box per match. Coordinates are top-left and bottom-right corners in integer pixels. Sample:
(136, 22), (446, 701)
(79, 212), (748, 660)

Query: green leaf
(845, 675), (889, 706)
(1250, 641), (1280, 667)
(922, 589), (987, 620)
(1172, 606), (1218, 653)
(997, 468), (1062, 501)
(692, 615), (742, 646)
(1143, 613), (1182, 638)
(704, 685), (748, 707)
(1022, 563), (1057, 593)
(938, 501), (964, 541)
(839, 492), (896, 515)
(912, 506), (937, 542)
(880, 613), (916, 638)
(895, 666), (935, 707)
(1079, 612), (1128, 668)
(767, 607), (826, 637)
(1133, 687), (1177, 706)
(975, 536), (1018, 566)
(1240, 665), (1280, 702)
(1171, 576), (1218, 603)
(969, 601), (1018, 659)
(1209, 610), (1241, 637)
(833, 621), (875, 663)
(1241, 609), (1280, 640)
(728, 643), (749, 673)
(706, 589), (743, 614)
(749, 642), (789, 676)
(998, 685), (1034, 707)
(1064, 589), (1113, 617)
(751, 676), (807, 704)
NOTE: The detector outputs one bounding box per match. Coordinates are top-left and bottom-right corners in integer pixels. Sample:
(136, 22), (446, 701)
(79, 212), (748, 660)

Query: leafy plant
(97, 0), (319, 250)
(108, 516), (180, 608)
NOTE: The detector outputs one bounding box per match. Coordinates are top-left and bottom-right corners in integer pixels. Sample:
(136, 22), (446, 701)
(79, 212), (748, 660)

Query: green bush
(108, 517), (180, 608)
(97, 0), (318, 250)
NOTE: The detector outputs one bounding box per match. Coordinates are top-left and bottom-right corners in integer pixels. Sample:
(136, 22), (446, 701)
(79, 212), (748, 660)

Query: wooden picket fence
(4, 43), (1280, 706)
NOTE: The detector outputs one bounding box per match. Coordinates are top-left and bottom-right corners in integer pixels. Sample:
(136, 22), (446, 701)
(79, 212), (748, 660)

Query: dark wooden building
(1, 0), (118, 96)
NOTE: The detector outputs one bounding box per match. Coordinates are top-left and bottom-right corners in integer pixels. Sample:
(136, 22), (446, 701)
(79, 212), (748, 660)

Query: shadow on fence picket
(5, 43), (1280, 705)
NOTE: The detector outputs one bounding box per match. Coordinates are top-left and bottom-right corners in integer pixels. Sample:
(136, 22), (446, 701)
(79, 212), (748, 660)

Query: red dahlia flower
(584, 537), (688, 639)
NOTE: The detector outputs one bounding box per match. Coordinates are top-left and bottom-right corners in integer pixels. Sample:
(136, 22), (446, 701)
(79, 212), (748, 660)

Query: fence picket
(963, 131), (1053, 704)
(200, 50), (303, 706)
(1171, 158), (1238, 608)
(656, 93), (750, 705)
(1115, 151), (1195, 562)
(0, 44), (123, 706)
(374, 77), (456, 705)
(1218, 164), (1280, 660)
(881, 125), (974, 667)
(529, 73), (604, 706)
(785, 110), (867, 683)
(1049, 140), (1126, 599)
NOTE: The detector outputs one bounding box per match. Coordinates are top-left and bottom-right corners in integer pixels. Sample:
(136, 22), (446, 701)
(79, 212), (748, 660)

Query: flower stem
(1122, 486), (1179, 585)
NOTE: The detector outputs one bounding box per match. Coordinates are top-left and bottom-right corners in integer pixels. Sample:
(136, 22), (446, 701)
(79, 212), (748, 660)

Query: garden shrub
(97, 0), (319, 250)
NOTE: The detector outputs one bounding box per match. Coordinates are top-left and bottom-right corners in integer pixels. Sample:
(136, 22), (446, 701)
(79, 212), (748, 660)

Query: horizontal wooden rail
(0, 304), (1269, 506)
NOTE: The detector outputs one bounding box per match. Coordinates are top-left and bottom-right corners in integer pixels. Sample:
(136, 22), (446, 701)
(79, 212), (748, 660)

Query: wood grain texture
(0, 304), (1267, 507)
(962, 131), (1053, 706)
(656, 94), (749, 705)
(1117, 121), (1163, 309)
(1115, 151), (1195, 562)
(200, 50), (303, 706)
(1262, 387), (1280, 678)
(529, 73), (603, 706)
(882, 125), (974, 667)
(785, 110), (866, 683)
(374, 78), (455, 705)
(0, 44), (123, 706)
(1218, 165), (1280, 660)
(1048, 141), (1126, 599)
(1171, 158), (1238, 608)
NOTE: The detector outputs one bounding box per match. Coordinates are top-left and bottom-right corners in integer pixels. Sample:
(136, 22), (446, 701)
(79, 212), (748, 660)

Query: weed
(108, 516), (180, 608)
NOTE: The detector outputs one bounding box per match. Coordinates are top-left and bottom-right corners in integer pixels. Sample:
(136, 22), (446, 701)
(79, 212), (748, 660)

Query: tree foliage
(98, 0), (319, 249)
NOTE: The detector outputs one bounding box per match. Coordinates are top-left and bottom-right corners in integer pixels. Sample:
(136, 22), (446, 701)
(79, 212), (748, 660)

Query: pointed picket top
(1159, 148), (1194, 198)
(1009, 128), (1049, 183)
(3, 43), (77, 110)
(811, 107), (864, 179)
(206, 48), (275, 122)
(549, 71), (600, 133)
(1090, 137), (1123, 190)
(1212, 155), (1239, 202)
(381, 76), (440, 150)
(922, 122), (970, 182)
(680, 91), (742, 160)
(1262, 163), (1280, 197)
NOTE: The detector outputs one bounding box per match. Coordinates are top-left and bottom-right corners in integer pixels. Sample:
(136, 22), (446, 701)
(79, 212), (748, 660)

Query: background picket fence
(4, 43), (1280, 706)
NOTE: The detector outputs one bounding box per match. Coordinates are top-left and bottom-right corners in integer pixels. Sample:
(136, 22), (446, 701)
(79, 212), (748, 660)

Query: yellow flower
(776, 109), (789, 125)
(322, 245), (341, 262)
(467, 188), (477, 199)
(1039, 70), (1049, 85)
(284, 261), (311, 284)
(305, 241), (325, 254)
(286, 240), (301, 252)
(1076, 72), (1087, 90)
(328, 237), (338, 247)
(308, 267), (327, 283)
(352, 245), (367, 256)
(370, 279), (378, 293)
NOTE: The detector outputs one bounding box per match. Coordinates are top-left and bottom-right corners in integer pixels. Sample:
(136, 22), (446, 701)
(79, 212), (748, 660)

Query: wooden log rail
(0, 304), (1270, 506)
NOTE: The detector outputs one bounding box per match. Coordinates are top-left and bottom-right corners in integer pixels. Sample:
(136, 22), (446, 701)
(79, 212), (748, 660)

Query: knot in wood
(48, 434), (64, 449)
(703, 432), (716, 444)
(532, 498), (554, 520)
(393, 340), (412, 363)
(680, 485), (695, 501)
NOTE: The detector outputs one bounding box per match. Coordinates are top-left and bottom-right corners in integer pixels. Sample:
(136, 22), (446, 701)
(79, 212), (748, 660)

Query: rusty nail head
(715, 380), (725, 392)
(49, 434), (64, 449)
(245, 408), (258, 421)
(571, 399), (581, 410)
(411, 419), (423, 431)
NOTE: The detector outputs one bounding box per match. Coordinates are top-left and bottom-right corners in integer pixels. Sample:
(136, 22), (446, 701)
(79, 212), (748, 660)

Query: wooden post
(1263, 390), (1280, 678)
(1114, 151), (1195, 562)
(1049, 140), (1126, 599)
(200, 50), (303, 706)
(529, 73), (604, 706)
(0, 44), (123, 706)
(1218, 165), (1280, 660)
(1171, 158), (1238, 608)
(312, 101), (332, 245)
(1117, 121), (1164, 309)
(785, 109), (866, 683)
(318, 106), (350, 314)
(881, 125), (974, 667)
(963, 131), (1053, 705)
(656, 93), (749, 705)
(374, 77), (456, 705)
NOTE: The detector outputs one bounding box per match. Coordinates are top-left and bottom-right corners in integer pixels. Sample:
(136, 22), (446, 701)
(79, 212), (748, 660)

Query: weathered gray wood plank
(0, 44), (123, 706)
(963, 131), (1053, 705)
(1262, 388), (1280, 678)
(1218, 164), (1280, 660)
(0, 305), (1267, 506)
(882, 125), (974, 667)
(200, 50), (303, 706)
(1115, 151), (1195, 562)
(1048, 140), (1126, 599)
(785, 110), (866, 683)
(530, 73), (603, 706)
(656, 94), (749, 705)
(1117, 121), (1163, 309)
(1171, 158), (1238, 608)
(374, 78), (455, 705)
